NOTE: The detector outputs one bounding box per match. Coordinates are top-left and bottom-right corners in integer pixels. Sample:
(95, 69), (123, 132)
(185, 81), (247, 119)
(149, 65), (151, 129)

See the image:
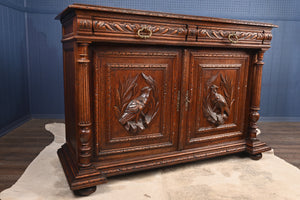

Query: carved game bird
(119, 87), (152, 125)
(210, 85), (230, 117)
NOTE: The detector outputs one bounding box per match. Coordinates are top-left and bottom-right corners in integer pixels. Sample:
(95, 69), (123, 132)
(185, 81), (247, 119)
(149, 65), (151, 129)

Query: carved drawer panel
(92, 18), (187, 41)
(180, 50), (250, 149)
(93, 45), (181, 161)
(196, 27), (272, 45)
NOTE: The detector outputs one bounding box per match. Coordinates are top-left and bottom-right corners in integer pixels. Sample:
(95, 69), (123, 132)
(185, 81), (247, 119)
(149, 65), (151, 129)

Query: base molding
(57, 144), (107, 191)
(58, 139), (271, 193)
(245, 138), (271, 155)
(96, 140), (247, 177)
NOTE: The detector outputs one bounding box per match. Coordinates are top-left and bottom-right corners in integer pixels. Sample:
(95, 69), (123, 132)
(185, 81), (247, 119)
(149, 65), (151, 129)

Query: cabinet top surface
(56, 3), (277, 28)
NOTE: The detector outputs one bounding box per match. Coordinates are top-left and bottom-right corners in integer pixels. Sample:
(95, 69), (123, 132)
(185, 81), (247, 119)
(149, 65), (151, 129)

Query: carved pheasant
(210, 85), (230, 117)
(119, 87), (152, 125)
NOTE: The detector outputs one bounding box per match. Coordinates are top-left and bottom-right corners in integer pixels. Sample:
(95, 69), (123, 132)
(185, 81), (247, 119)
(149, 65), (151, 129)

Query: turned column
(76, 42), (93, 169)
(246, 50), (270, 159)
(249, 51), (264, 141)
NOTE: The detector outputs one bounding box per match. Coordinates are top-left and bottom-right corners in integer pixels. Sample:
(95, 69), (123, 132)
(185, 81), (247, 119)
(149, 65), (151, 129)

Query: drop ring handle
(137, 26), (152, 39)
(228, 33), (238, 43)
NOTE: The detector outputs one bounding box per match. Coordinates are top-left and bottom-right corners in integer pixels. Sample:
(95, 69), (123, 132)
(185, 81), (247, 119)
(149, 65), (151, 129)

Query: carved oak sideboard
(56, 4), (277, 196)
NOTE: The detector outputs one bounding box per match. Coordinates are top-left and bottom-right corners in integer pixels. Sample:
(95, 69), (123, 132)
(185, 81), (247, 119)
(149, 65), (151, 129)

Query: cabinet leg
(249, 153), (262, 160)
(73, 186), (97, 196)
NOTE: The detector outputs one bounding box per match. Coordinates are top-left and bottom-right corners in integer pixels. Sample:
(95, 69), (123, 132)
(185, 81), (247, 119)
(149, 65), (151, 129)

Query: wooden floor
(0, 120), (299, 192)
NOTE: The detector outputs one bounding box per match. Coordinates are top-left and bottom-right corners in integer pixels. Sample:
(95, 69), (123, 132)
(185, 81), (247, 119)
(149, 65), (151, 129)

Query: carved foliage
(198, 29), (272, 41)
(114, 73), (159, 134)
(77, 19), (92, 31)
(203, 73), (235, 126)
(93, 21), (187, 36)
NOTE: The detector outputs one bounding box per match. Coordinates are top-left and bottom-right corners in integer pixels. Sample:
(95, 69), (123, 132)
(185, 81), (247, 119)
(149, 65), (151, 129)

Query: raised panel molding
(200, 64), (241, 68)
(93, 48), (179, 160)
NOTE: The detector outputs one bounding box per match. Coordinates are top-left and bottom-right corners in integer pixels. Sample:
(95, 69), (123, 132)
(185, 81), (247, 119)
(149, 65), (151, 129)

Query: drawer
(92, 18), (187, 41)
(196, 27), (272, 45)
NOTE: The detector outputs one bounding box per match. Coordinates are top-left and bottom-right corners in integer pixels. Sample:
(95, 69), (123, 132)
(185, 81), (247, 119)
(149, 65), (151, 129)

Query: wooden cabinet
(56, 4), (277, 196)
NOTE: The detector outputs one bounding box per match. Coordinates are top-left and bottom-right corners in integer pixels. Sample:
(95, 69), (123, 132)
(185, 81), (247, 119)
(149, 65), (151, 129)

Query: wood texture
(56, 4), (277, 195)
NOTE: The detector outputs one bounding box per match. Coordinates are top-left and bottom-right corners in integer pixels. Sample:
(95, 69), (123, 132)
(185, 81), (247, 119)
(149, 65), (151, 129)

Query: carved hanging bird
(119, 87), (152, 125)
(210, 85), (230, 116)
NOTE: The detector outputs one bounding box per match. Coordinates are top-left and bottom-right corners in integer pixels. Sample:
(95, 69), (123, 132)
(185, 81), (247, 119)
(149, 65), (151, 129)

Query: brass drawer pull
(228, 33), (238, 43)
(137, 26), (152, 39)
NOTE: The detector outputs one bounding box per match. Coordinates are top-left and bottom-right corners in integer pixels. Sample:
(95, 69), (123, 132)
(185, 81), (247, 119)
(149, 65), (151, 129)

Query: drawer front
(92, 18), (187, 41)
(93, 45), (181, 161)
(196, 27), (272, 46)
(180, 50), (250, 149)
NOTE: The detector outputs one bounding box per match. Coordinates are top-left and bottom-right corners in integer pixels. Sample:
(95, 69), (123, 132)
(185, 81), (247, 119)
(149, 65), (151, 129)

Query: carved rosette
(203, 73), (235, 126)
(114, 73), (159, 134)
(77, 42), (93, 168)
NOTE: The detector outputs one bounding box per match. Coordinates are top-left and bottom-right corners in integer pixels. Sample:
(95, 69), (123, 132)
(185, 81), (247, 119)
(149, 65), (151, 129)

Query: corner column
(76, 42), (93, 169)
(63, 41), (107, 196)
(246, 50), (271, 160)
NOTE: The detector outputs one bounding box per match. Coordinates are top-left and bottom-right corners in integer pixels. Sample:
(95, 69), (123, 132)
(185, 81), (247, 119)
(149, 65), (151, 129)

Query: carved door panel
(93, 45), (181, 161)
(180, 49), (250, 149)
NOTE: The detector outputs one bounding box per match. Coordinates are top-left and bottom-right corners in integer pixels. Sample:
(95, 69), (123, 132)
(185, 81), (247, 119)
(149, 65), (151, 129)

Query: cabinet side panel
(63, 44), (76, 155)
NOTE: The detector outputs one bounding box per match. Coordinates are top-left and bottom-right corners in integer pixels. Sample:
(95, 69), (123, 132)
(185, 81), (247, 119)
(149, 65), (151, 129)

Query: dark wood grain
(0, 119), (64, 192)
(55, 4), (277, 195)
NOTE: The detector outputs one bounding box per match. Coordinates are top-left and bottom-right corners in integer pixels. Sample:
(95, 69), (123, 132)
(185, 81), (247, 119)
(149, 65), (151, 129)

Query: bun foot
(249, 153), (262, 160)
(73, 186), (96, 196)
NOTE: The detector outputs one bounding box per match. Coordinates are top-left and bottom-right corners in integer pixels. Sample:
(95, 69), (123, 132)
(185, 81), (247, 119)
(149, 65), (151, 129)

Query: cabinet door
(93, 45), (181, 161)
(179, 49), (250, 149)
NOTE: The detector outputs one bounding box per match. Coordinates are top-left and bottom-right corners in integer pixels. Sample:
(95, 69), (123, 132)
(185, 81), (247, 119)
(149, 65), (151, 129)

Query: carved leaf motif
(114, 106), (120, 117)
(203, 73), (234, 126)
(93, 21), (187, 36)
(115, 73), (159, 134)
(197, 29), (270, 41)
